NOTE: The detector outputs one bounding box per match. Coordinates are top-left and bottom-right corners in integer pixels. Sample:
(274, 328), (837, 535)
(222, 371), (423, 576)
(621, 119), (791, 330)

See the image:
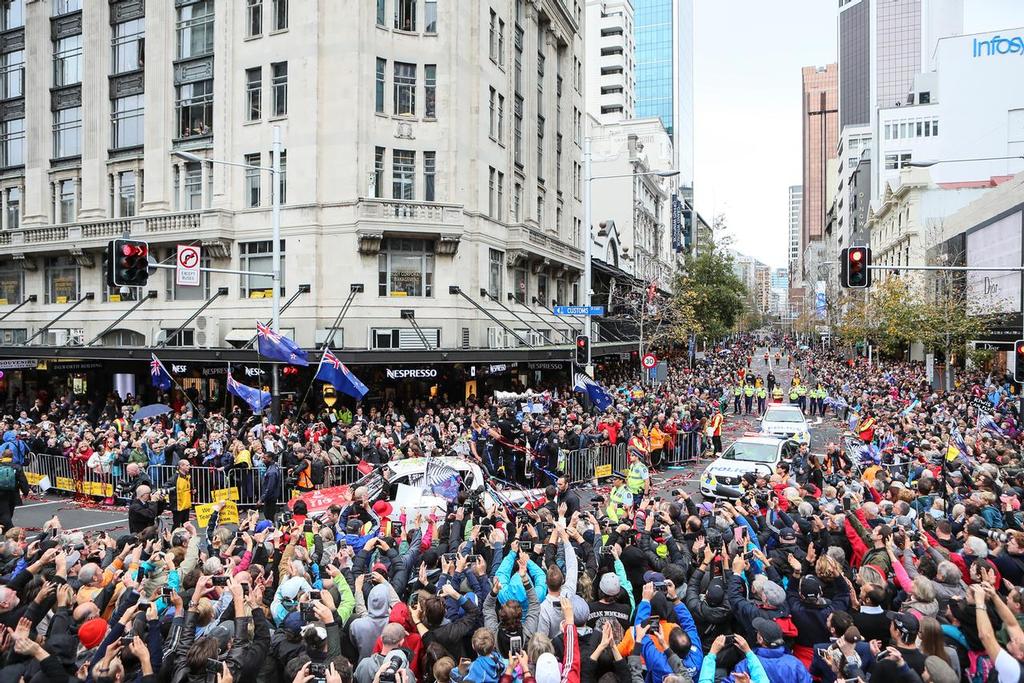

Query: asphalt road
(11, 347), (847, 533)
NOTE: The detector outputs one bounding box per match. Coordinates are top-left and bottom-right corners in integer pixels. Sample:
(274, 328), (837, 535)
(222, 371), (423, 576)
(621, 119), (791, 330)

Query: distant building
(801, 65), (839, 284)
(788, 185), (803, 286)
(585, 0), (636, 124)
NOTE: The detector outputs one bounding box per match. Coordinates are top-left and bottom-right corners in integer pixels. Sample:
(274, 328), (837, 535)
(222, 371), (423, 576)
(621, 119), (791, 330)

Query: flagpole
(156, 356), (201, 417)
(297, 352), (326, 417)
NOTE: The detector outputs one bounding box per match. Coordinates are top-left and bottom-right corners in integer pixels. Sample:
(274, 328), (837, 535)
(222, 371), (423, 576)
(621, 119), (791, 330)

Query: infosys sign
(972, 34), (1024, 58)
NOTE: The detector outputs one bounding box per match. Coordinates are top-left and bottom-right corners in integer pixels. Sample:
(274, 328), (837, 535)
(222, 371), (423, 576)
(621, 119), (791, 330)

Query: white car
(759, 404), (811, 444)
(699, 435), (799, 499)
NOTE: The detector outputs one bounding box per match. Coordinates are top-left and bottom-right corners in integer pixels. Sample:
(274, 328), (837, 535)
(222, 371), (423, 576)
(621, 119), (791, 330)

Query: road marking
(64, 519), (126, 531)
(19, 500), (65, 508)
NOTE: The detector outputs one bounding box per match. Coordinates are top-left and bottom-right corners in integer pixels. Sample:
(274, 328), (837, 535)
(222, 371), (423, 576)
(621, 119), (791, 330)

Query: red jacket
(372, 602), (424, 676)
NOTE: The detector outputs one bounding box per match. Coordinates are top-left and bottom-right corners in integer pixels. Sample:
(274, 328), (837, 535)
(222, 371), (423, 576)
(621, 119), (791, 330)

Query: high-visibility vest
(789, 389), (799, 401)
(626, 461), (648, 494)
(757, 388), (767, 399)
(175, 474), (192, 512)
(607, 485), (633, 521)
(297, 463), (313, 489)
(744, 386), (754, 397)
(733, 386), (742, 396)
(772, 387), (783, 399)
(708, 413), (723, 436)
(797, 385), (808, 396)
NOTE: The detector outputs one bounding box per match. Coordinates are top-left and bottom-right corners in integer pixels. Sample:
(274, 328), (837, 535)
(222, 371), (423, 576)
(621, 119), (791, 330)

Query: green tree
(670, 243), (747, 343)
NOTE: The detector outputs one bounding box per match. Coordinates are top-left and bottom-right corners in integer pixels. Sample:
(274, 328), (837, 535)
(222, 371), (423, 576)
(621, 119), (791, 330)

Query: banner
(195, 501), (239, 527)
(815, 281), (826, 320)
(212, 487), (240, 503)
(288, 485), (353, 515)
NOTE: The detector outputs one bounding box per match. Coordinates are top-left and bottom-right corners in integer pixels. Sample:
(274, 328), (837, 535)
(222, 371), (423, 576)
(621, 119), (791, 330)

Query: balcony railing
(357, 198), (463, 225)
(1, 211), (206, 251)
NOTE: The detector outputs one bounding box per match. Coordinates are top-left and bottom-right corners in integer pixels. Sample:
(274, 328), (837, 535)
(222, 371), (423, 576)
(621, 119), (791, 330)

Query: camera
(477, 525), (492, 537)
(724, 635), (735, 647)
(161, 586), (174, 598)
(211, 576), (229, 587)
(442, 553), (457, 563)
(301, 603), (317, 622)
(466, 554), (480, 563)
(379, 654), (403, 683)
(654, 581), (669, 594)
(985, 529), (1010, 544)
(121, 634), (134, 648)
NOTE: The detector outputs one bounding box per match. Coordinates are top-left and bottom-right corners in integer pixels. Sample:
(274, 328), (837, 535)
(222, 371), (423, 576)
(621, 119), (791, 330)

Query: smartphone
(733, 526), (747, 544)
(206, 659), (223, 675)
(309, 590), (321, 601)
(161, 587), (174, 597)
(391, 521), (404, 538)
(466, 555), (480, 563)
(304, 520), (313, 532)
(654, 582), (669, 594)
(842, 497), (852, 512)
(644, 616), (660, 629)
(211, 576), (229, 587)
(509, 635), (523, 653)
(121, 634), (134, 648)
(442, 553), (457, 563)
(301, 603), (316, 621)
(724, 635), (735, 647)
(816, 648), (830, 659)
(477, 525), (492, 537)
(137, 565), (148, 581)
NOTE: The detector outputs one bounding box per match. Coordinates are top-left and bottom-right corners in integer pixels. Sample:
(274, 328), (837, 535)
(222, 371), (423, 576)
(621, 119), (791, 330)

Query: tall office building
(801, 65), (839, 283)
(633, 0), (694, 192)
(0, 0), (587, 365)
(585, 0), (636, 124)
(788, 185), (803, 282)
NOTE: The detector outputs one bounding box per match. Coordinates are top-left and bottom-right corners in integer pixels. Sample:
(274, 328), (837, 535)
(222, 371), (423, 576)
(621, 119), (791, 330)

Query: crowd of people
(0, 332), (1023, 683)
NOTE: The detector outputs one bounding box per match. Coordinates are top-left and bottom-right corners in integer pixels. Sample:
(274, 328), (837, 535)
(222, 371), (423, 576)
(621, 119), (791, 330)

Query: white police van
(699, 435), (799, 499)
(759, 404), (811, 445)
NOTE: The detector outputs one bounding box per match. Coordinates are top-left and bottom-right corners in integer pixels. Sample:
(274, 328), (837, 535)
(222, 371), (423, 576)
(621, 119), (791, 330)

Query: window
(375, 58), (387, 113)
(273, 0), (288, 30)
(497, 171), (504, 221)
(488, 167), (496, 217)
(247, 0), (262, 37)
(488, 249), (503, 298)
(514, 96), (523, 165)
(1, 1), (23, 30)
(489, 87), (496, 138)
(166, 250), (210, 300)
(246, 67), (262, 121)
(512, 266), (527, 304)
(395, 0), (415, 31)
(111, 94), (144, 149)
(537, 273), (547, 306)
(0, 50), (23, 99)
(497, 94), (505, 140)
(424, 151), (436, 201)
(536, 193), (543, 225)
(182, 162), (202, 209)
(245, 153), (261, 207)
(498, 19), (505, 66)
(177, 1), (214, 60)
(377, 0), (386, 26)
(0, 267), (22, 305)
(53, 107), (81, 158)
(118, 171), (137, 217)
(424, 64), (436, 118)
(378, 238), (434, 297)
(514, 24), (523, 92)
(884, 153), (912, 171)
(374, 146), (385, 198)
(240, 240), (286, 297)
(53, 34), (82, 87)
(57, 179), (75, 223)
(45, 256), (79, 304)
(271, 62), (288, 116)
(425, 0), (437, 33)
(111, 19), (144, 74)
(0, 118), (23, 168)
(52, 0), (79, 15)
(5, 187), (19, 229)
(162, 329), (195, 347)
(176, 80), (212, 137)
(556, 133), (562, 192)
(392, 149), (414, 199)
(394, 62), (416, 115)
(537, 115), (544, 180)
(513, 183), (521, 222)
(278, 150), (287, 203)
(489, 10), (498, 62)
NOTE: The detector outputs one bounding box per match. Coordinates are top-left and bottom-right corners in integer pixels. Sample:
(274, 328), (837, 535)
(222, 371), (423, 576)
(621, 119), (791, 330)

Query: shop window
(371, 327), (439, 350)
(377, 237), (434, 297)
(166, 252), (211, 301)
(45, 255), (79, 303)
(0, 267), (22, 304)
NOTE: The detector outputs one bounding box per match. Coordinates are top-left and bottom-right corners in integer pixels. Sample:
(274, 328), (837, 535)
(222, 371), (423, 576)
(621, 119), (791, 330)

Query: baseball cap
(705, 582), (725, 607)
(207, 621), (234, 650)
(643, 570), (666, 584)
(282, 611), (304, 635)
(885, 611), (920, 639)
(751, 617), (784, 647)
(779, 528), (797, 543)
(799, 576), (823, 601)
(599, 573), (621, 597)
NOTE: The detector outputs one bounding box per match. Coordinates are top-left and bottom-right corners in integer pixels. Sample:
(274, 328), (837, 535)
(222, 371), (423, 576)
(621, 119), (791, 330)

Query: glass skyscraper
(633, 0), (694, 191)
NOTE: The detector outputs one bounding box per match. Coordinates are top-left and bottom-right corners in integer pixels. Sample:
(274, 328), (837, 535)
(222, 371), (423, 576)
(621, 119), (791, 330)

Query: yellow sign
(109, 294), (121, 303)
(249, 291), (265, 299)
(322, 385), (337, 408)
(56, 296), (68, 304)
(212, 487), (240, 503)
(195, 500), (239, 527)
(0, 298), (7, 306)
(594, 464), (612, 479)
(55, 477), (114, 497)
(25, 472), (43, 485)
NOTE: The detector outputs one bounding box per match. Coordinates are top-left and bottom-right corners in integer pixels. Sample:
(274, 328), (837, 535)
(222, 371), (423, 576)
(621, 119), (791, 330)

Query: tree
(668, 241), (747, 343)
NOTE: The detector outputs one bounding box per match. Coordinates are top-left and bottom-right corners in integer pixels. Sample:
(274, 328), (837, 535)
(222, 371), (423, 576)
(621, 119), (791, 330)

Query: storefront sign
(171, 364), (188, 374)
(973, 34), (1024, 58)
(0, 359), (39, 370)
(527, 362), (565, 370)
(49, 361), (103, 372)
(488, 364), (508, 374)
(201, 366), (263, 377)
(243, 366), (267, 377)
(386, 368), (438, 380)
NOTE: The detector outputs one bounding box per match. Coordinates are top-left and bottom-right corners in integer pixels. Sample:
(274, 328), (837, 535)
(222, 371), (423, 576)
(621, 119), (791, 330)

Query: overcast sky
(691, 0), (1024, 268)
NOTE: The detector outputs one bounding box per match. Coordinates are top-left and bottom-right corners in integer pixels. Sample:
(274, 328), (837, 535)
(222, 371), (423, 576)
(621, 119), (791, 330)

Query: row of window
(884, 152), (913, 171)
(372, 147), (436, 202)
(375, 59), (436, 118)
(245, 0), (289, 39)
(486, 248), (577, 306)
(884, 118), (939, 141)
(377, 0), (438, 34)
(245, 63), (289, 121)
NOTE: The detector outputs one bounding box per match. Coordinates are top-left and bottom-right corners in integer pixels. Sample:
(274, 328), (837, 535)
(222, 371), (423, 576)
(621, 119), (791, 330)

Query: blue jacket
(495, 550), (548, 611)
(731, 647), (811, 683)
(467, 653), (505, 683)
(634, 598), (703, 682)
(261, 463), (281, 503)
(700, 653), (769, 683)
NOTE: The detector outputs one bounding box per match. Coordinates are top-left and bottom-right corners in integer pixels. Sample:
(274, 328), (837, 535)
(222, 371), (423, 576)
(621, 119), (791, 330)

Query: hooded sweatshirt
(372, 602), (424, 676)
(350, 584), (392, 659)
(467, 652), (505, 683)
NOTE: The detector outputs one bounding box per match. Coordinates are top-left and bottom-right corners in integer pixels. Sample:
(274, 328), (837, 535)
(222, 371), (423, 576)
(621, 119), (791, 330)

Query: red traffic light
(851, 250), (863, 262)
(577, 338), (586, 347)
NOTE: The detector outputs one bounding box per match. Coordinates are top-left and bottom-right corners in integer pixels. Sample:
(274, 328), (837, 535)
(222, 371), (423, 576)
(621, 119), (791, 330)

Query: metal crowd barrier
(661, 431), (704, 468)
(562, 443), (628, 485)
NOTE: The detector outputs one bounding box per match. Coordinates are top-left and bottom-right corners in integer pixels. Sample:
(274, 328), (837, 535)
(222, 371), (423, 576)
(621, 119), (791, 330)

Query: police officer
(743, 382), (755, 415)
(626, 451), (649, 506)
(771, 384), (784, 404)
(606, 472), (634, 523)
(815, 383), (827, 416)
(733, 384), (742, 415)
(756, 384), (767, 415)
(789, 383), (800, 406)
(797, 382), (808, 413)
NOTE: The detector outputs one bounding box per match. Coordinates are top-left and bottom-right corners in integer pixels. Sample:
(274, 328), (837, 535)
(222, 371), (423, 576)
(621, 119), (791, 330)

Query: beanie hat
(599, 572), (621, 597)
(705, 583), (726, 607)
(535, 652), (560, 683)
(78, 618), (107, 650)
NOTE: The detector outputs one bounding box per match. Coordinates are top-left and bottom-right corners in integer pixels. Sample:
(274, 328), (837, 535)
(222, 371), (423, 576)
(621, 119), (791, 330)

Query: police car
(759, 404), (811, 444)
(699, 435), (799, 499)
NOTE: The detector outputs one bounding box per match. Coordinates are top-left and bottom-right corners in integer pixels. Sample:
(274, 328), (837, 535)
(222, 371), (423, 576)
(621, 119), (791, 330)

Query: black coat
(127, 497), (166, 533)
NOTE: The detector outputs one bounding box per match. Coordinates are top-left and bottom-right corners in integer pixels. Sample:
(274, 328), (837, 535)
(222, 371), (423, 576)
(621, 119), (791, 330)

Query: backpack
(0, 465), (17, 491)
(310, 459), (325, 486)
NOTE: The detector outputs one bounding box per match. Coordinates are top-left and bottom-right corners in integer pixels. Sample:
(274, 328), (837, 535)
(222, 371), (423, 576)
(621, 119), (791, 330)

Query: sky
(691, 0), (1024, 269)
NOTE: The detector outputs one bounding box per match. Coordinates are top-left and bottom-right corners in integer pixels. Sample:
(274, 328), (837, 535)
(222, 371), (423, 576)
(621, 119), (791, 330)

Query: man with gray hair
(128, 484), (166, 534)
(353, 622), (413, 683)
(120, 462), (152, 499)
(728, 553), (795, 643)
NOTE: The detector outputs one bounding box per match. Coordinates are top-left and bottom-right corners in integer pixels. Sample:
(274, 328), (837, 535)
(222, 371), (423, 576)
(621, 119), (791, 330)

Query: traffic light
(1015, 340), (1024, 383)
(840, 246), (872, 289)
(106, 239), (150, 287)
(575, 335), (590, 366)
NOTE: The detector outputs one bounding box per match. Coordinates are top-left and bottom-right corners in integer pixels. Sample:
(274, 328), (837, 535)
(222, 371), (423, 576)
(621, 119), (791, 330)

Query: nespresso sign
(386, 368), (438, 380)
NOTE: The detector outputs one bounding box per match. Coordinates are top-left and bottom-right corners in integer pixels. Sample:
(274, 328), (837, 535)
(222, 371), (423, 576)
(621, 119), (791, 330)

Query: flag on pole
(255, 322), (309, 366)
(150, 354), (172, 391)
(978, 411), (1006, 436)
(314, 349), (369, 400)
(573, 372), (613, 411)
(950, 423), (968, 455)
(227, 375), (271, 412)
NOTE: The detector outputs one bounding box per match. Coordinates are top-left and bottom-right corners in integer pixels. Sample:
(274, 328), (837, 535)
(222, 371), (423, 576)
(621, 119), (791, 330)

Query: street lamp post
(582, 134), (679, 376)
(174, 125), (284, 420)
